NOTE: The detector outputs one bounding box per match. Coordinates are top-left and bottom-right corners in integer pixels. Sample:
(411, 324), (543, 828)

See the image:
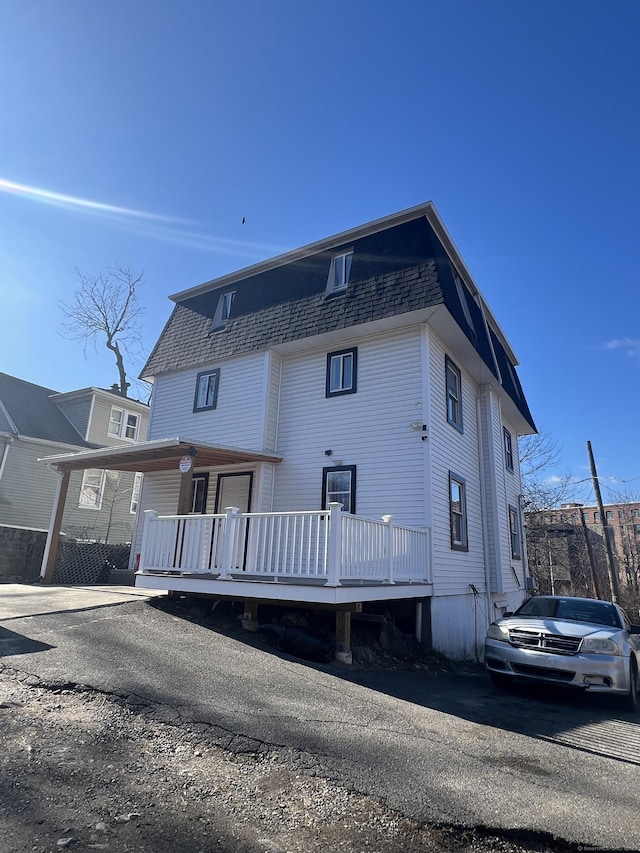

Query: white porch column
(381, 514), (395, 584)
(218, 507), (240, 580)
(325, 502), (343, 587)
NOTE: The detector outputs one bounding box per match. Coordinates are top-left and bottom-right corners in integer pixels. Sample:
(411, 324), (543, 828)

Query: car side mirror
(629, 624), (640, 634)
(503, 611), (513, 618)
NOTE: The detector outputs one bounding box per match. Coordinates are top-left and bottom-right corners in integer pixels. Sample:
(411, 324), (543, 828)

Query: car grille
(511, 663), (576, 682)
(508, 629), (582, 655)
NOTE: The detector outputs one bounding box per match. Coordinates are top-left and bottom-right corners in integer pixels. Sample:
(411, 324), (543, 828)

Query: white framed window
(193, 369), (220, 412)
(130, 472), (143, 514)
(79, 469), (106, 509)
(322, 465), (356, 514)
(211, 290), (235, 330)
(108, 406), (140, 442)
(509, 504), (522, 559)
(326, 348), (357, 397)
(326, 250), (353, 295)
(503, 427), (514, 472)
(449, 472), (468, 551)
(445, 356), (463, 432)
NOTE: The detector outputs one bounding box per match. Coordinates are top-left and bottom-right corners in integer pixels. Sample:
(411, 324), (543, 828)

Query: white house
(41, 203), (536, 660)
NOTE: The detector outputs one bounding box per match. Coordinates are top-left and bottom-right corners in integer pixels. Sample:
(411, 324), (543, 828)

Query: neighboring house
(0, 373), (149, 543)
(40, 203), (536, 659)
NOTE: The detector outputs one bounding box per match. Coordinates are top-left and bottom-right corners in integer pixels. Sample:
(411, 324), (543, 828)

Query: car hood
(498, 617), (619, 640)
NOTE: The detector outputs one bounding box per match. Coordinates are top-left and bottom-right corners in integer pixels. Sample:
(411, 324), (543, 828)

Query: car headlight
(486, 623), (509, 642)
(580, 637), (619, 654)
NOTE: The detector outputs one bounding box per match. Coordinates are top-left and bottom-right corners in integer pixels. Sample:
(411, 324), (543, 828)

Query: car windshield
(514, 598), (621, 628)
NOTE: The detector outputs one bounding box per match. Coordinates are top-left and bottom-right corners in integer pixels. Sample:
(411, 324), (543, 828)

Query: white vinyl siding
(275, 328), (426, 526)
(86, 395), (148, 446)
(427, 330), (485, 596)
(148, 352), (269, 449)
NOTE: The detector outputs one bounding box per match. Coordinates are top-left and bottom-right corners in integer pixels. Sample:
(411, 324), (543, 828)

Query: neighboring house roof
(0, 373), (94, 447)
(142, 202), (536, 432)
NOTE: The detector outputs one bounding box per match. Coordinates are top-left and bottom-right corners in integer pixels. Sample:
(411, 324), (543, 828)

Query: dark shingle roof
(0, 373), (93, 447)
(141, 207), (535, 432)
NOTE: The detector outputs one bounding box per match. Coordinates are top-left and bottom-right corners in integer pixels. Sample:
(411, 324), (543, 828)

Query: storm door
(214, 473), (253, 571)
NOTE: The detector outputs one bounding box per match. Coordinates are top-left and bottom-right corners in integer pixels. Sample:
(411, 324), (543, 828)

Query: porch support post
(335, 610), (352, 664)
(381, 514), (395, 584)
(325, 502), (343, 587)
(242, 601), (259, 632)
(219, 507), (240, 580)
(41, 468), (71, 584)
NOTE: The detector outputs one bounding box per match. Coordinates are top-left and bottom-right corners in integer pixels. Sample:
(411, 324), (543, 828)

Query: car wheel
(490, 671), (513, 690)
(622, 661), (638, 713)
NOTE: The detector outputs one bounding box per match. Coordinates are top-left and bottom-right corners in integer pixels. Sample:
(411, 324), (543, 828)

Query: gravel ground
(0, 663), (576, 853)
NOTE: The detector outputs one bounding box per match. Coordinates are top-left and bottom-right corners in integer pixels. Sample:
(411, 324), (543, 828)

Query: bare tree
(519, 429), (578, 513)
(60, 267), (145, 397)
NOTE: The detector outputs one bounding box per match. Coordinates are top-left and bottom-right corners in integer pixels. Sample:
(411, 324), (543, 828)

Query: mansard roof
(142, 202), (536, 432)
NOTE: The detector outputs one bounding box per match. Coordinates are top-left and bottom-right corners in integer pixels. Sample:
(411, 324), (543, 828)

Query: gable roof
(0, 373), (93, 448)
(142, 202), (536, 432)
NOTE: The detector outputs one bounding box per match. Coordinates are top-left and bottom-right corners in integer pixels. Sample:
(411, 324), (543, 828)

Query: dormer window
(326, 251), (353, 295)
(108, 406), (140, 442)
(211, 290), (235, 330)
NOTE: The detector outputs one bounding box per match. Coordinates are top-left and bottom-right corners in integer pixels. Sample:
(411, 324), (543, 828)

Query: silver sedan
(485, 595), (640, 711)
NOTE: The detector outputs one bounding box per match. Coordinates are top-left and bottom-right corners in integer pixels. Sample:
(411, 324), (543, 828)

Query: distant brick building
(526, 502), (640, 608)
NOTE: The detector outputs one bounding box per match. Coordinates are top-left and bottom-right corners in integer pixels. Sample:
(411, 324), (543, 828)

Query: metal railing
(140, 503), (431, 586)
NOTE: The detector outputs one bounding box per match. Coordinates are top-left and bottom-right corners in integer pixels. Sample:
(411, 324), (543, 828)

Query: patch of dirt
(150, 597), (483, 675)
(0, 668), (568, 853)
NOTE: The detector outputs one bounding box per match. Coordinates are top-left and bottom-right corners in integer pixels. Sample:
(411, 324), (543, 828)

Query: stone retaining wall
(0, 525), (47, 583)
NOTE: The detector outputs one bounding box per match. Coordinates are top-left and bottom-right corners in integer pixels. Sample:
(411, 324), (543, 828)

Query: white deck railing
(139, 503), (431, 587)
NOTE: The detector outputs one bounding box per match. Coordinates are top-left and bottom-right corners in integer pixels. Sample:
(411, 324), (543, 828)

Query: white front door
(215, 472), (252, 514)
(215, 473), (253, 570)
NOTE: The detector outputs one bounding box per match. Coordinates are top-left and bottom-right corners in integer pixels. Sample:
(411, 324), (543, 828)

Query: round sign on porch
(179, 455), (193, 473)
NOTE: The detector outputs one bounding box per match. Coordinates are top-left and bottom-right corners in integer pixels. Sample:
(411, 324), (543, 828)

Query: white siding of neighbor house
(427, 330), (486, 598)
(0, 439), (137, 543)
(55, 396), (93, 440)
(61, 468), (138, 543)
(148, 352), (268, 449)
(273, 328), (426, 526)
(86, 395), (149, 446)
(0, 440), (61, 530)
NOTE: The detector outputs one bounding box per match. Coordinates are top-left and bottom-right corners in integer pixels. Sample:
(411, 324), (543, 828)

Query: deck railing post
(381, 514), (395, 584)
(325, 502), (343, 587)
(219, 507), (240, 580)
(138, 510), (158, 572)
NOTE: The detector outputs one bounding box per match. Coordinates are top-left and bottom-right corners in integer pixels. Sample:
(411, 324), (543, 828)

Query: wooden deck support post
(242, 601), (259, 632)
(335, 609), (352, 664)
(41, 469), (71, 584)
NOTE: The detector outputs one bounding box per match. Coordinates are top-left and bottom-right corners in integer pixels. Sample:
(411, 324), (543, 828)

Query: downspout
(476, 391), (494, 639)
(0, 436), (14, 482)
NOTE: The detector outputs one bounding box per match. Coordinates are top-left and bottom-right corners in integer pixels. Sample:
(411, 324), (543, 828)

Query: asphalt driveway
(1, 584), (639, 851)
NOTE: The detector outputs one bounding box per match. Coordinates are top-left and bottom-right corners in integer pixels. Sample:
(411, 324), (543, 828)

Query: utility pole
(579, 507), (603, 599)
(586, 440), (619, 603)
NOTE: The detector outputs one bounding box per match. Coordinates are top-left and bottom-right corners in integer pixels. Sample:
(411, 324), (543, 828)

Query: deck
(135, 503), (433, 605)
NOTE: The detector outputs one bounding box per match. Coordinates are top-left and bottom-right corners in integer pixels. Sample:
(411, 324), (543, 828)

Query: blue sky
(0, 1), (638, 500)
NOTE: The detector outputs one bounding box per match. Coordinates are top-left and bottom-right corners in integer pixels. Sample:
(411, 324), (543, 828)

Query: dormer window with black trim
(326, 250), (353, 296)
(211, 290), (235, 331)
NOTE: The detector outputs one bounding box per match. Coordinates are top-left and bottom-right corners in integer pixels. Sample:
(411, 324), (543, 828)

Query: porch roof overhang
(40, 437), (283, 474)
